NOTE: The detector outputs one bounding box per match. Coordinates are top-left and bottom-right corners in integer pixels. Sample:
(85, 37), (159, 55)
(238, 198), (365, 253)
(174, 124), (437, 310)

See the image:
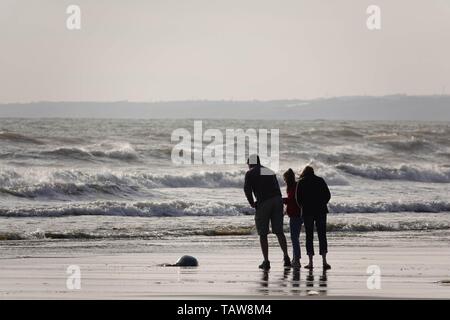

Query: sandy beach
(1, 235), (449, 299)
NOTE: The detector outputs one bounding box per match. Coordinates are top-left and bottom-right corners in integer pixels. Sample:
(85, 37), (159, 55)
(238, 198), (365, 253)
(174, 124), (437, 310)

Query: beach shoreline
(1, 236), (449, 299)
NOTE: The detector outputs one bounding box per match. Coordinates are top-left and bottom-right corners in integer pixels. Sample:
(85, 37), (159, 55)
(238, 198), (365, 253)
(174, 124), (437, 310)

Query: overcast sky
(0, 0), (449, 103)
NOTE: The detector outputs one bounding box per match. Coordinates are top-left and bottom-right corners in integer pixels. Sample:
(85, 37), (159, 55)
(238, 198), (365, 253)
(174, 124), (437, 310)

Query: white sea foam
(336, 163), (450, 183)
(0, 217), (449, 241)
(0, 200), (252, 217)
(0, 168), (247, 199)
(1, 199), (449, 218)
(41, 142), (139, 161)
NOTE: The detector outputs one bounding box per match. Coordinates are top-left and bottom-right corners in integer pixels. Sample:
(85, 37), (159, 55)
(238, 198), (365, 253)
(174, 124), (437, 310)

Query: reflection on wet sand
(258, 270), (270, 295)
(257, 268), (328, 296)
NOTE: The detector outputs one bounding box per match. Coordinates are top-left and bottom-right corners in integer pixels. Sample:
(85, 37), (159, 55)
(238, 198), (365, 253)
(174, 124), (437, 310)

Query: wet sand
(0, 239), (449, 299)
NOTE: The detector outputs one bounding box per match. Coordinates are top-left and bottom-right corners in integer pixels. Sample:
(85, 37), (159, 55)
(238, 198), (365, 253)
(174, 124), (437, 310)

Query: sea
(1, 119), (449, 253)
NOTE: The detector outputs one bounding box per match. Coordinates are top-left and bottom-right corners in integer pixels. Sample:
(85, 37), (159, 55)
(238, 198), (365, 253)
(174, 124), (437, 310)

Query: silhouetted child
(283, 168), (303, 268)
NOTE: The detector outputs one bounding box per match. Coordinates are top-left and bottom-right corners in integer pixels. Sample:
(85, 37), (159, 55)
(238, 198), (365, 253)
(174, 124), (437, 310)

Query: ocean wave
(169, 221), (450, 234)
(0, 169), (247, 199)
(1, 199), (450, 219)
(326, 220), (450, 232)
(0, 182), (131, 199)
(329, 201), (450, 213)
(336, 163), (450, 183)
(299, 128), (363, 138)
(196, 226), (255, 236)
(296, 160), (350, 186)
(0, 131), (44, 144)
(137, 170), (245, 188)
(40, 142), (139, 161)
(1, 219), (449, 241)
(0, 200), (253, 218)
(41, 147), (93, 159)
(285, 150), (376, 165)
(377, 138), (434, 151)
(364, 132), (400, 140)
(0, 230), (114, 241)
(0, 226), (257, 241)
(437, 152), (450, 159)
(0, 167), (351, 200)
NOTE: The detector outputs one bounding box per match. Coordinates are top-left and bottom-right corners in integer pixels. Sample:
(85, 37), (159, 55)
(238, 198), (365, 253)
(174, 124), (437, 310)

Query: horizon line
(1, 93), (450, 105)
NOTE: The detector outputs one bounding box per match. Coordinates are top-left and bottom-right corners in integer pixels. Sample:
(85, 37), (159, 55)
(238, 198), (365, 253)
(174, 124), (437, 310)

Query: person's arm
(284, 188), (294, 209)
(244, 171), (256, 208)
(295, 181), (302, 208)
(321, 178), (331, 204)
(283, 191), (292, 204)
(287, 188), (295, 202)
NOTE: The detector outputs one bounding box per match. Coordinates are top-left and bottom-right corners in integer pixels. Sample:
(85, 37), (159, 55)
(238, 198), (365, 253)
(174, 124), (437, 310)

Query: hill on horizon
(0, 95), (449, 121)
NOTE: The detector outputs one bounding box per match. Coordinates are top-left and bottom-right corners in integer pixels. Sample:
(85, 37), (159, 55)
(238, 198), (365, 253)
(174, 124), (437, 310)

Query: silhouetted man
(244, 155), (291, 270)
(295, 166), (331, 270)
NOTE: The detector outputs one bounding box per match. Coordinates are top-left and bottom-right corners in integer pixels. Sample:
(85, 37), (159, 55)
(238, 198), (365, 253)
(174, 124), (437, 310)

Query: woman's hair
(300, 165), (314, 178)
(283, 168), (297, 190)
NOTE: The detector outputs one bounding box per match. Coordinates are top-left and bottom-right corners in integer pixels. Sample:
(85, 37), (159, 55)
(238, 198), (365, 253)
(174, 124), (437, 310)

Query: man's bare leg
(275, 233), (289, 257)
(322, 253), (331, 270)
(276, 233), (291, 267)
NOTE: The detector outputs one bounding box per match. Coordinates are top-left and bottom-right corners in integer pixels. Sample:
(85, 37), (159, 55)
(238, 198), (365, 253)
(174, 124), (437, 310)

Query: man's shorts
(255, 196), (284, 236)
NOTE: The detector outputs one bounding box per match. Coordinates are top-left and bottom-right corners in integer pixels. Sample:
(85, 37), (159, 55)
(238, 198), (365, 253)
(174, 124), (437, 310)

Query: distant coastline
(1, 95), (449, 121)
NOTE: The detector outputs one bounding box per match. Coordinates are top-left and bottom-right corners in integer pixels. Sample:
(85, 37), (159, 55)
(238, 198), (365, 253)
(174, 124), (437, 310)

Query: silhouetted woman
(295, 166), (331, 270)
(282, 168), (303, 268)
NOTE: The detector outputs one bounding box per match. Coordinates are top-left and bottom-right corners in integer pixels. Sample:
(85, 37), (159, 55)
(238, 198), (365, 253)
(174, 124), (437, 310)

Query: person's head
(283, 168), (296, 189)
(300, 165), (314, 178)
(247, 154), (261, 169)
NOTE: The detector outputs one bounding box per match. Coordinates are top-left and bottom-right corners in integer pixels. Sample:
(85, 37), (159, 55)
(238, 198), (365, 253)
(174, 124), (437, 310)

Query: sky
(0, 0), (450, 103)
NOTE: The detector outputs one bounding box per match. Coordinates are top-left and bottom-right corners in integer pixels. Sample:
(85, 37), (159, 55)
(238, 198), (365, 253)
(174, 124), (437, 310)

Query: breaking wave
(0, 200), (253, 218)
(1, 220), (449, 241)
(1, 199), (450, 219)
(40, 142), (139, 161)
(0, 131), (43, 144)
(329, 201), (450, 213)
(377, 138), (435, 151)
(0, 167), (351, 200)
(0, 169), (247, 199)
(326, 220), (450, 232)
(299, 128), (363, 138)
(336, 163), (450, 183)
